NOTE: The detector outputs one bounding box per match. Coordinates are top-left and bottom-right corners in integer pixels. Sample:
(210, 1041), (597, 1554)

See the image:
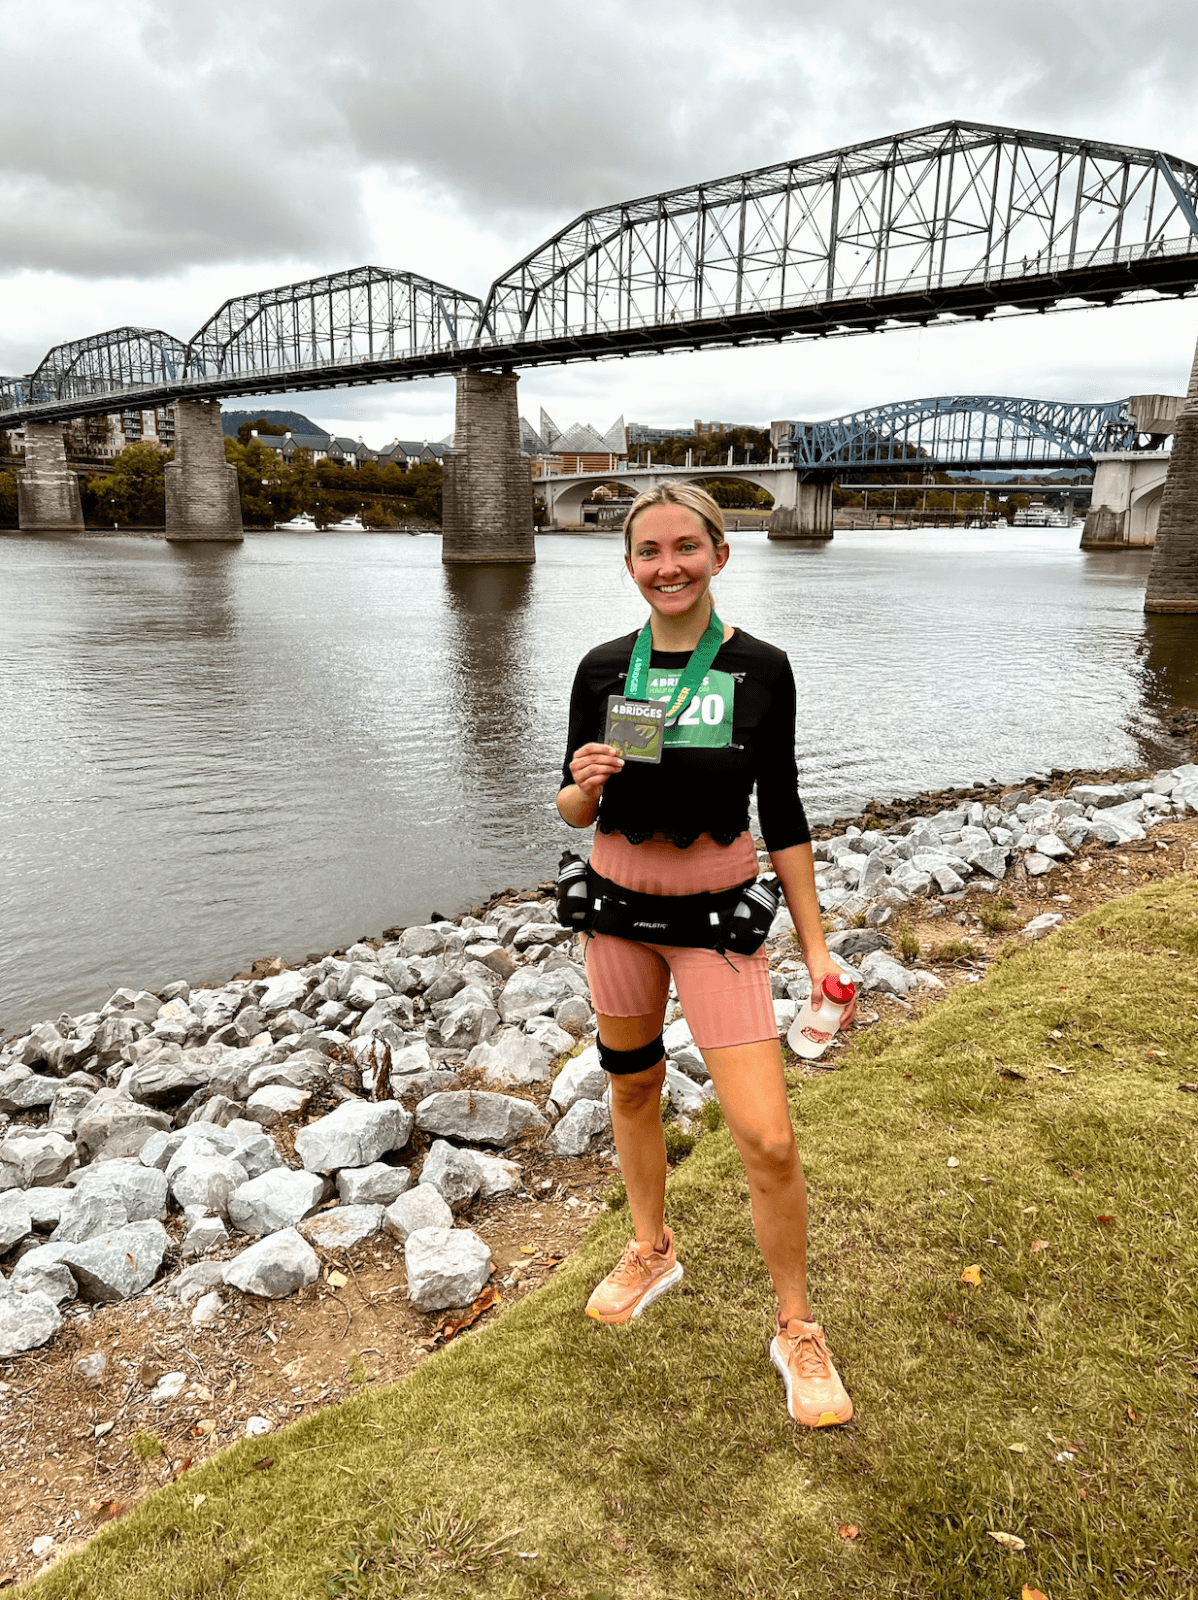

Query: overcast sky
(3, 0), (1198, 442)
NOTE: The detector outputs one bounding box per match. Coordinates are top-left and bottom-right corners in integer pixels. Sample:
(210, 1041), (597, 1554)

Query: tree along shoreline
(0, 435), (443, 532)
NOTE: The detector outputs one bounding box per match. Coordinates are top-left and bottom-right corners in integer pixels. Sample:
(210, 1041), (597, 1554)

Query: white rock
(382, 1185), (453, 1241)
(662, 1019), (708, 1080)
(336, 1163), (412, 1205)
(344, 975), (393, 1011)
(548, 1047), (607, 1115)
(545, 1098), (610, 1157)
(419, 1141), (483, 1212)
(0, 1189), (33, 1253)
(404, 1226), (492, 1311)
(57, 1220), (169, 1302)
(301, 1205), (384, 1249)
(496, 969), (563, 1024)
(245, 1085), (311, 1126)
(74, 1095), (171, 1163)
(294, 1101), (414, 1174)
(468, 1151), (523, 1198)
(190, 1290), (225, 1327)
(72, 1159), (169, 1221)
(1035, 833), (1074, 860)
(1024, 852), (1055, 877)
(438, 999), (500, 1050)
(1022, 912), (1064, 938)
(664, 1064), (713, 1116)
(228, 1168), (328, 1236)
(523, 1017), (574, 1055)
(0, 1283), (62, 1357)
(169, 1155), (249, 1219)
(415, 1090), (547, 1148)
(0, 1069), (57, 1115)
(0, 1130), (79, 1190)
(257, 971), (311, 1017)
(223, 1227), (320, 1298)
(466, 1028), (555, 1087)
(150, 1370), (187, 1402)
(773, 998), (797, 1034)
(50, 1191), (129, 1244)
(910, 969), (947, 991)
(245, 1415), (273, 1436)
(859, 950), (916, 996)
(181, 1215), (230, 1258)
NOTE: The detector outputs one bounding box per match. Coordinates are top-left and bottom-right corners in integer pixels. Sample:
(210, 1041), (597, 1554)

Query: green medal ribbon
(624, 606), (725, 726)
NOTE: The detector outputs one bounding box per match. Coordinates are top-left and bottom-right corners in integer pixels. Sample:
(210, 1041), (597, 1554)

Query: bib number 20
(676, 692), (725, 727)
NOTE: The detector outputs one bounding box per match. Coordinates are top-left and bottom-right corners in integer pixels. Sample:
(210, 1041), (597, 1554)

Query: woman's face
(625, 504), (729, 620)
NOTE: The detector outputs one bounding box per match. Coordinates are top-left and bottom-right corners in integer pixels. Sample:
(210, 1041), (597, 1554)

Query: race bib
(646, 668), (734, 749)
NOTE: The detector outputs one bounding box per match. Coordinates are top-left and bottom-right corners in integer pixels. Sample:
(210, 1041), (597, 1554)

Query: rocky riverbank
(2, 757), (1198, 1581)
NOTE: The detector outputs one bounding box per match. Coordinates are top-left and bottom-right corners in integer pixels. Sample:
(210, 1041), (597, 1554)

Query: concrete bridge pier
(442, 370), (534, 564)
(1145, 346), (1198, 612)
(767, 473), (833, 540)
(164, 399), (243, 542)
(17, 423), (84, 532)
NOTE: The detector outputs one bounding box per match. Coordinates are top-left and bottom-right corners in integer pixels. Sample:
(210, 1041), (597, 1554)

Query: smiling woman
(555, 480), (858, 1429)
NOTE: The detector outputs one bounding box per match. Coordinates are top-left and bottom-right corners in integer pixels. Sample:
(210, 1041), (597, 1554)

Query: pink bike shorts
(584, 829), (777, 1052)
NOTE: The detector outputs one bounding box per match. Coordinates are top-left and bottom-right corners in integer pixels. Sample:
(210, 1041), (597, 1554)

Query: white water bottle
(787, 971), (856, 1061)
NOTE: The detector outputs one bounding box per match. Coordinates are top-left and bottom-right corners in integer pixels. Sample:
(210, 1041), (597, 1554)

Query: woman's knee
(738, 1127), (800, 1184)
(608, 1061), (666, 1115)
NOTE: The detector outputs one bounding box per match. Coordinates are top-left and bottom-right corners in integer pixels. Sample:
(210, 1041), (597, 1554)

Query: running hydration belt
(555, 851), (781, 957)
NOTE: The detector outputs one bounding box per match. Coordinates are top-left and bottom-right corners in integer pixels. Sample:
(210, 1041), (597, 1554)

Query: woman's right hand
(569, 742), (624, 801)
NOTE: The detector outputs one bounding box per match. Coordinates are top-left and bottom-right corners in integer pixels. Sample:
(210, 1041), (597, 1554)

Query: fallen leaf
(432, 1285), (502, 1345)
(1030, 1240), (1049, 1253)
(987, 1530), (1026, 1551)
(1022, 1587), (1049, 1600)
(946, 1156), (960, 1169)
(837, 1524), (859, 1540)
(1008, 1442), (1028, 1453)
(961, 1264), (982, 1286)
(192, 1420), (215, 1437)
(90, 1501), (124, 1522)
(1177, 1083), (1198, 1094)
(520, 1244), (536, 1255)
(545, 1256), (564, 1269)
(93, 1421), (114, 1438)
(327, 1269), (349, 1289)
(170, 1458), (193, 1480)
(1077, 1487), (1086, 1500)
(1126, 1406), (1137, 1422)
(191, 1494), (206, 1511)
(253, 1457), (274, 1471)
(1096, 1215), (1115, 1227)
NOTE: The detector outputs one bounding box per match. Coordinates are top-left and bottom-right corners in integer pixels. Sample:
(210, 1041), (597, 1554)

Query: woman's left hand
(804, 953), (858, 1031)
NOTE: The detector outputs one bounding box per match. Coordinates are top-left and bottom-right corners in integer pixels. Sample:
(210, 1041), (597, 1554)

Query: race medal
(604, 694), (665, 764)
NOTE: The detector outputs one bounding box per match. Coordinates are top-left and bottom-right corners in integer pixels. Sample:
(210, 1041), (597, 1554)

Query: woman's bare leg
(595, 1010), (668, 1249)
(701, 1038), (810, 1322)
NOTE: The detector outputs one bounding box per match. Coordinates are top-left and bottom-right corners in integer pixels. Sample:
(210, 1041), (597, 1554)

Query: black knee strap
(598, 1034), (665, 1076)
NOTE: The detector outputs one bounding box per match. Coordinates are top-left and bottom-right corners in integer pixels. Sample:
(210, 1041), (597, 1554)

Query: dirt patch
(0, 1151), (612, 1588)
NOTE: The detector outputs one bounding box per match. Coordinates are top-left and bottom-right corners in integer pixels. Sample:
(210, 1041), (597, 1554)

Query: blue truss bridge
(785, 394), (1135, 472)
(3, 119), (1198, 429)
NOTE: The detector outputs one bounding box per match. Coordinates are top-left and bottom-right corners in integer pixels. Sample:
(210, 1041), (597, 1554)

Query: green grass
(25, 877), (1198, 1600)
(975, 898), (1017, 935)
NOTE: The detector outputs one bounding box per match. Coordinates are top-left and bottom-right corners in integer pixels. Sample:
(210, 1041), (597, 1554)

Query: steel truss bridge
(786, 394), (1134, 471)
(4, 119), (1198, 429)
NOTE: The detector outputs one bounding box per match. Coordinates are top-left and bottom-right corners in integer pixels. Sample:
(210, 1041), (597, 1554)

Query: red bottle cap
(822, 972), (856, 1005)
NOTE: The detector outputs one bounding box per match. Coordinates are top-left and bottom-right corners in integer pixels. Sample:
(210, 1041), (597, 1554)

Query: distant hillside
(221, 409), (329, 440)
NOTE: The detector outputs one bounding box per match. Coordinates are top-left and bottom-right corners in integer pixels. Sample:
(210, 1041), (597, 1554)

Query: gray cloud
(5, 0), (1196, 286)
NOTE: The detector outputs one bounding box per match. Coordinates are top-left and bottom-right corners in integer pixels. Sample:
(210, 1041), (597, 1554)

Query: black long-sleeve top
(560, 627), (811, 852)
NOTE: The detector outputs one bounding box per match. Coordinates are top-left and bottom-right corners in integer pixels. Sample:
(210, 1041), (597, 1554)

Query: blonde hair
(622, 481), (726, 556)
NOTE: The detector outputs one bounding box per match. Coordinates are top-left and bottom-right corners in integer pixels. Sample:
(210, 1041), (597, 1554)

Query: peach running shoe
(584, 1226), (684, 1324)
(769, 1317), (853, 1427)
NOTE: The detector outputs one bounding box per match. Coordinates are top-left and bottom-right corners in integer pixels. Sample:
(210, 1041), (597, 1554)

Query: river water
(2, 526), (1195, 1032)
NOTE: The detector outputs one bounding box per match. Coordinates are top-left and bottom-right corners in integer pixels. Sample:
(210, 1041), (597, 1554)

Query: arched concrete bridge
(536, 464), (826, 538)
